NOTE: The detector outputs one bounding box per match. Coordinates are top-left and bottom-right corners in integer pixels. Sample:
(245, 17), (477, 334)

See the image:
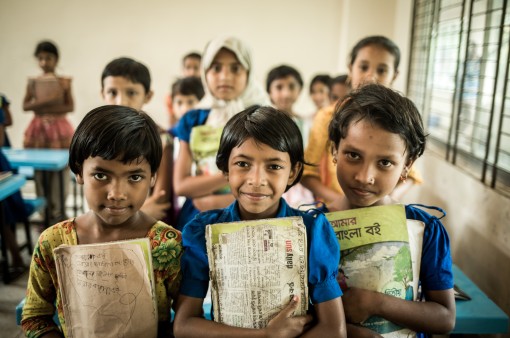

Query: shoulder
(182, 208), (227, 241)
(174, 108), (211, 140)
(148, 221), (182, 245)
(37, 220), (76, 252)
(405, 204), (446, 225)
(57, 76), (72, 88)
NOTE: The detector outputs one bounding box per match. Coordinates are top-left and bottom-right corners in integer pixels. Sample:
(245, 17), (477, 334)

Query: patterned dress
(21, 220), (182, 338)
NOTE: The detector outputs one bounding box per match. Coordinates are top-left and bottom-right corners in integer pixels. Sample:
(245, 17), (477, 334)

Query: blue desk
(0, 174), (27, 283)
(451, 264), (509, 334)
(2, 148), (69, 227)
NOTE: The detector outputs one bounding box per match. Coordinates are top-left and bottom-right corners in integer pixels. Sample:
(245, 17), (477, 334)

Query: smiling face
(76, 156), (155, 227)
(101, 76), (153, 110)
(268, 75), (302, 113)
(205, 48), (248, 101)
(349, 45), (398, 90)
(227, 138), (300, 220)
(334, 119), (411, 209)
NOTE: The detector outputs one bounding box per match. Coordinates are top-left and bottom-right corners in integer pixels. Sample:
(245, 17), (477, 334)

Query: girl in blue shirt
(327, 84), (455, 337)
(174, 106), (346, 338)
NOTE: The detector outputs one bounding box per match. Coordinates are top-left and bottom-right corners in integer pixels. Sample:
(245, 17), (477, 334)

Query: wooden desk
(451, 264), (509, 334)
(0, 174), (27, 283)
(2, 148), (68, 227)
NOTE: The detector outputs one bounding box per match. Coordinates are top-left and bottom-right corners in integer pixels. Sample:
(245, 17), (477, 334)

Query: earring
(400, 167), (409, 183)
(332, 156), (337, 165)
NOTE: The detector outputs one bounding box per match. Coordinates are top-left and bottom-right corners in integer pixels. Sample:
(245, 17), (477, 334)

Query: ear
(287, 162), (303, 186)
(223, 171), (229, 181)
(100, 88), (106, 100)
(391, 69), (400, 85)
(150, 174), (157, 187)
(75, 173), (84, 185)
(401, 157), (415, 177)
(144, 90), (154, 104)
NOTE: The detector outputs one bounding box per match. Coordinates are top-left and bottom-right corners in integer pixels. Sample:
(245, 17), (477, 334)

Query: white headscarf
(197, 35), (270, 127)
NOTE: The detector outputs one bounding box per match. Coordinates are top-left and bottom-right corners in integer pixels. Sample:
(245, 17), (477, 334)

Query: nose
(354, 163), (376, 185)
(248, 166), (267, 187)
(115, 94), (129, 106)
(107, 180), (128, 201)
(363, 70), (377, 85)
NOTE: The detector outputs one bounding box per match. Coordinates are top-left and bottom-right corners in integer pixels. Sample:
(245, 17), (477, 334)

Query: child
(169, 76), (205, 131)
(21, 105), (183, 338)
(330, 75), (349, 103)
(309, 74), (331, 111)
(302, 36), (422, 205)
(182, 52), (202, 78)
(174, 105), (346, 338)
(165, 52), (202, 122)
(266, 64), (314, 208)
(23, 40), (74, 221)
(101, 57), (173, 223)
(327, 84), (455, 336)
(0, 93), (12, 146)
(172, 35), (269, 230)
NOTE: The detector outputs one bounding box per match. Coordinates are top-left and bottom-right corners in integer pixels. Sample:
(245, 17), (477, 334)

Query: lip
(103, 206), (130, 215)
(241, 192), (270, 201)
(217, 85), (233, 91)
(351, 187), (375, 197)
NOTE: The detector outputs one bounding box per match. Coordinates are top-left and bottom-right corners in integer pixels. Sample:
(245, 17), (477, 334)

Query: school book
(0, 170), (13, 182)
(53, 238), (158, 338)
(326, 204), (425, 338)
(205, 216), (308, 329)
(189, 124), (230, 194)
(32, 75), (65, 106)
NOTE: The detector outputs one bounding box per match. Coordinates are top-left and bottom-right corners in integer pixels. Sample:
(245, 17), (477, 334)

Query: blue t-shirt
(405, 204), (453, 291)
(173, 109), (212, 230)
(180, 198), (343, 304)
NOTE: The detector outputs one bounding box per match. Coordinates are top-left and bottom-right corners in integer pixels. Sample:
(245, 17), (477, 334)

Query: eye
(234, 161), (249, 168)
(107, 89), (117, 97)
(127, 89), (137, 97)
(268, 164), (283, 170)
(377, 67), (388, 75)
(379, 159), (393, 168)
(129, 175), (143, 182)
(93, 173), (108, 181)
(211, 63), (222, 73)
(345, 152), (360, 160)
(360, 65), (369, 72)
(231, 64), (241, 73)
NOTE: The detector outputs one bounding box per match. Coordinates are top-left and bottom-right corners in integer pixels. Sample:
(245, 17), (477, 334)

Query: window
(408, 0), (510, 196)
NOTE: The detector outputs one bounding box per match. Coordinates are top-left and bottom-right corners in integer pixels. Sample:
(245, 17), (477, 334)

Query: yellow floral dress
(21, 219), (182, 338)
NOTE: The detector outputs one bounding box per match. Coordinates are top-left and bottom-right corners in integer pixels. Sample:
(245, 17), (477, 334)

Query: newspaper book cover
(33, 75), (65, 105)
(206, 216), (308, 329)
(189, 124), (230, 194)
(326, 204), (424, 337)
(53, 238), (158, 338)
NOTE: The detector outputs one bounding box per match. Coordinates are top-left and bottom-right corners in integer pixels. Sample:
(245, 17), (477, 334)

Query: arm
(173, 294), (312, 338)
(342, 287), (455, 333)
(301, 297), (346, 338)
(301, 176), (342, 204)
(0, 124), (4, 147)
(173, 140), (229, 198)
(193, 194), (235, 212)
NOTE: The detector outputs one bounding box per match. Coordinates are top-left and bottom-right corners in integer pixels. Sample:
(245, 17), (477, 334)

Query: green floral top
(21, 219), (182, 338)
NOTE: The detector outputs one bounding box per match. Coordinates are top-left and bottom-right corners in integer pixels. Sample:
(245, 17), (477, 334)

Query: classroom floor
(0, 181), (85, 338)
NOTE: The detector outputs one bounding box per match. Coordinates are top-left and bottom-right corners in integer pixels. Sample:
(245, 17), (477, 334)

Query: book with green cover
(326, 204), (424, 337)
(206, 216), (308, 329)
(53, 237), (157, 338)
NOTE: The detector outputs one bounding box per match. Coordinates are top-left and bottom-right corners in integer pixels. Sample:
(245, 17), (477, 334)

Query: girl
(22, 40), (74, 221)
(302, 35), (422, 205)
(328, 84), (455, 337)
(309, 74), (331, 111)
(173, 36), (269, 230)
(21, 106), (182, 338)
(174, 105), (346, 338)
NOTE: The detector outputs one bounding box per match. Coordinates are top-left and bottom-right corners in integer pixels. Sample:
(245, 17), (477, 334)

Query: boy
(266, 64), (303, 117)
(22, 105), (182, 338)
(169, 76), (204, 130)
(182, 52), (202, 78)
(101, 57), (172, 222)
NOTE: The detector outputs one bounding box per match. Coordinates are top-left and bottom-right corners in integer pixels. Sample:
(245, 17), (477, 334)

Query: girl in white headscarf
(173, 35), (269, 230)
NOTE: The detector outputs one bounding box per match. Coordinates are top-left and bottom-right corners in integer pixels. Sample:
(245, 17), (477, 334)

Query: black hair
(183, 52), (202, 63)
(332, 75), (348, 86)
(170, 77), (205, 100)
(309, 74), (332, 93)
(216, 105), (306, 191)
(266, 65), (303, 93)
(34, 40), (59, 59)
(328, 84), (426, 162)
(101, 57), (151, 94)
(349, 35), (401, 70)
(69, 105), (162, 175)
